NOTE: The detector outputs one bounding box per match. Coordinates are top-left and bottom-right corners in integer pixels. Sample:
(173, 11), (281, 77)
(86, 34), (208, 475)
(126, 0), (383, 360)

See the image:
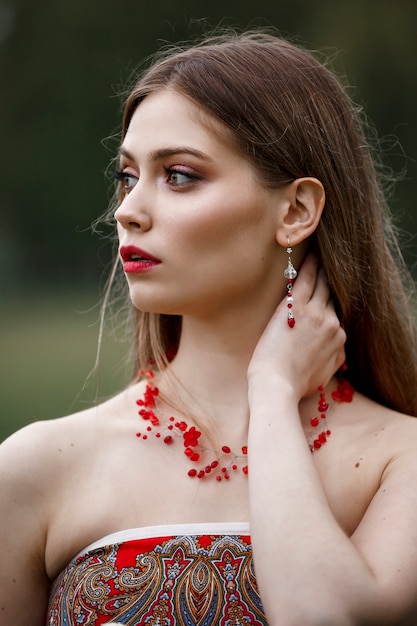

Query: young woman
(1, 31), (417, 626)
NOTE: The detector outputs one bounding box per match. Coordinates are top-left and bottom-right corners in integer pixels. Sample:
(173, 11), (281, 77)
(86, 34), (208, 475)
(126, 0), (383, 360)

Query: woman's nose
(114, 189), (152, 232)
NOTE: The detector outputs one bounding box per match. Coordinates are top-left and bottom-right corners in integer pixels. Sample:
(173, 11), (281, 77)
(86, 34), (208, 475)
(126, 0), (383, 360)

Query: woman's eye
(165, 168), (196, 186)
(113, 170), (138, 194)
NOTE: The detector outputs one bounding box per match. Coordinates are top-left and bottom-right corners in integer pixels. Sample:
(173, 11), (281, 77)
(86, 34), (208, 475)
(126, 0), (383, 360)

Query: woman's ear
(275, 177), (325, 247)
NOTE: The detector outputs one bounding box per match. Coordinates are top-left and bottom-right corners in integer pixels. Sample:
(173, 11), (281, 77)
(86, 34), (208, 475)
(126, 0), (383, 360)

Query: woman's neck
(157, 309), (274, 435)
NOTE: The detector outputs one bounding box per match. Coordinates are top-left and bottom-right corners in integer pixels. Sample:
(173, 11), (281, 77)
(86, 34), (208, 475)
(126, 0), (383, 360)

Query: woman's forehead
(122, 89), (244, 162)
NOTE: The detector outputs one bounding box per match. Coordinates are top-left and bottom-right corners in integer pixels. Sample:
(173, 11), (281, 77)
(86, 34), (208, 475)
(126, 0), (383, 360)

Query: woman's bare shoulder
(345, 390), (417, 452)
(0, 386), (136, 486)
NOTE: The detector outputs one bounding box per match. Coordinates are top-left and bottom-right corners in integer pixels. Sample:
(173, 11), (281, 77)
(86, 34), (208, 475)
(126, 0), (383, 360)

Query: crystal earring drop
(284, 240), (297, 328)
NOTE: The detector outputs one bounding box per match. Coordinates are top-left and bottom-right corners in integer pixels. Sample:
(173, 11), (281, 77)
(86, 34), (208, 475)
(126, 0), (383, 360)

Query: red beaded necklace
(135, 369), (354, 482)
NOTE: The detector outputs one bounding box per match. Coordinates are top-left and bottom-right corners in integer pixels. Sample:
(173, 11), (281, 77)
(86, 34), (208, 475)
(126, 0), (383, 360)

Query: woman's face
(115, 89), (287, 319)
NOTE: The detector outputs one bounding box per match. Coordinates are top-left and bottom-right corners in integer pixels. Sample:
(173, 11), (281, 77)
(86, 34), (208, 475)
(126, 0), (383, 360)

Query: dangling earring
(284, 239), (297, 328)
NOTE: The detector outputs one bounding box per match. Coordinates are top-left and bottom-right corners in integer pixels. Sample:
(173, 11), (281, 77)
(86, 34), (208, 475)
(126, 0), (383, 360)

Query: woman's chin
(129, 295), (182, 316)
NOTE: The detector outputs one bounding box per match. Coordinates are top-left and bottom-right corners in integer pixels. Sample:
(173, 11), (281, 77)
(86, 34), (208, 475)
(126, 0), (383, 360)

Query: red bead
(211, 460), (219, 468)
(184, 447), (193, 457)
(183, 426), (202, 447)
(216, 476), (222, 482)
(164, 435), (173, 444)
(155, 432), (161, 438)
(169, 416), (175, 422)
(142, 435), (147, 440)
(188, 469), (197, 477)
(313, 440), (321, 449)
(242, 446), (248, 455)
(222, 446), (231, 454)
(224, 473), (230, 480)
(287, 302), (293, 308)
(287, 316), (295, 328)
(190, 453), (200, 462)
(197, 470), (205, 479)
(331, 378), (354, 402)
(318, 432), (327, 444)
(232, 464), (237, 470)
(310, 417), (319, 428)
(205, 465), (212, 474)
(242, 465), (248, 475)
(147, 426), (152, 432)
(168, 424), (173, 430)
(136, 432), (141, 437)
(221, 467), (227, 473)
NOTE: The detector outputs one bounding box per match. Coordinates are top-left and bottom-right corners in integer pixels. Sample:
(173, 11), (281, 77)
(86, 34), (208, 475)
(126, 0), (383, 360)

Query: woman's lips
(119, 245), (161, 273)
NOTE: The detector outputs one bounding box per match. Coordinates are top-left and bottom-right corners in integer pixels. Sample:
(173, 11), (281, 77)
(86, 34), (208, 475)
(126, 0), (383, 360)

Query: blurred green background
(1, 0), (416, 441)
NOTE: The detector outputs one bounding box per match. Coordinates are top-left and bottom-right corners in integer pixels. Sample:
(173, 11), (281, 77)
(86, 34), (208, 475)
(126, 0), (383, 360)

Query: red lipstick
(120, 245), (161, 274)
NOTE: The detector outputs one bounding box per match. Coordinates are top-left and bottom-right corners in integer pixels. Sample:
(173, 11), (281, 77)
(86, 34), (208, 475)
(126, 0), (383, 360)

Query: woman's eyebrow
(118, 145), (213, 162)
(149, 146), (213, 162)
(118, 146), (135, 160)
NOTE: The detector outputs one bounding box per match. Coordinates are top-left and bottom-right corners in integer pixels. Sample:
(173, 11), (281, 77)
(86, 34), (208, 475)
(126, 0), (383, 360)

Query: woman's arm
(0, 423), (52, 624)
(247, 256), (417, 625)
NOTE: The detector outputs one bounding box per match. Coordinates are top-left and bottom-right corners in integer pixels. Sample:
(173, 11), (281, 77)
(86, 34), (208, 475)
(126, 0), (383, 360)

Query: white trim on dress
(77, 521), (251, 559)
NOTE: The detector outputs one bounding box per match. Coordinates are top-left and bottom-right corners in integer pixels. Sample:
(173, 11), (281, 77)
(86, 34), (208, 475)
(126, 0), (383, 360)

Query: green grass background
(0, 290), (132, 442)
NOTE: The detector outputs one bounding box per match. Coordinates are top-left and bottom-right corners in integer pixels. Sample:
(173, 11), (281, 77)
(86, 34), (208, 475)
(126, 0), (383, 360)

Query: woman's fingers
(291, 255), (331, 308)
(290, 253), (319, 303)
(249, 251), (346, 398)
(315, 268), (331, 305)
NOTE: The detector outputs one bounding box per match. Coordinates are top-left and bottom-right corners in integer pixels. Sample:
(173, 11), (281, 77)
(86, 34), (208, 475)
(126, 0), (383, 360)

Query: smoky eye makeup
(113, 169), (138, 194)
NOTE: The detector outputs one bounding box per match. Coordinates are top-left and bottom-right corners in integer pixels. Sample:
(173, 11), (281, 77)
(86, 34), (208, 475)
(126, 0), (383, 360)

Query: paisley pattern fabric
(47, 522), (268, 625)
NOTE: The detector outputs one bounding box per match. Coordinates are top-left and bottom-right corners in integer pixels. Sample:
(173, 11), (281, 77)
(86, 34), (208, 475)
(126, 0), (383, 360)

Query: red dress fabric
(47, 522), (268, 625)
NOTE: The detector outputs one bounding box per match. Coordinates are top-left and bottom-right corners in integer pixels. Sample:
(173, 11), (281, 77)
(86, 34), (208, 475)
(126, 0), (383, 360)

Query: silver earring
(284, 239), (297, 328)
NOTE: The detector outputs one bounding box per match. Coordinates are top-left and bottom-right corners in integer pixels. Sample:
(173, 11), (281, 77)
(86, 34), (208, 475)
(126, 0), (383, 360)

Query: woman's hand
(248, 254), (346, 399)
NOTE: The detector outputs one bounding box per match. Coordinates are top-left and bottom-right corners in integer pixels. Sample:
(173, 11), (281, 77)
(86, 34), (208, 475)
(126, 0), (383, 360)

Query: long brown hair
(111, 30), (417, 416)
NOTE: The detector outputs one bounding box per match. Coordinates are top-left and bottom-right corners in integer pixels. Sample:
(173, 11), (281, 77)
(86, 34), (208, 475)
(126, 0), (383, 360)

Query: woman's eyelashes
(113, 169), (138, 194)
(113, 164), (203, 195)
(164, 166), (202, 187)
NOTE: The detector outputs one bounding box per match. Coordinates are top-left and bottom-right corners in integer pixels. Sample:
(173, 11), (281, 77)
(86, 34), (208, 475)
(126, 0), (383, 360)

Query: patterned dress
(47, 522), (268, 625)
